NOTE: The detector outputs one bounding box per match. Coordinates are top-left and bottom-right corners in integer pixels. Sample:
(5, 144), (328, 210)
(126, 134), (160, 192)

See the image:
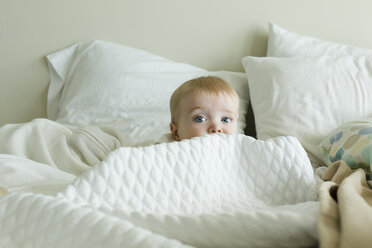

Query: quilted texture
(0, 193), (188, 248)
(0, 134), (319, 248)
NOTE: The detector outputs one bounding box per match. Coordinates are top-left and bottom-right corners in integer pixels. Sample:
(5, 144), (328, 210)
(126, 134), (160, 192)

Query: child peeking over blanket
(169, 76), (239, 141)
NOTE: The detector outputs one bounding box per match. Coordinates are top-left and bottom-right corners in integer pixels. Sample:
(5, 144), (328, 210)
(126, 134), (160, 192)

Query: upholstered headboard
(1, 0), (372, 126)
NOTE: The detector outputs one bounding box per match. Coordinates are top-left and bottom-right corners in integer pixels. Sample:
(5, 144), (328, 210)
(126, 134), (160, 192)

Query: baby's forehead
(189, 91), (239, 103)
(182, 92), (239, 110)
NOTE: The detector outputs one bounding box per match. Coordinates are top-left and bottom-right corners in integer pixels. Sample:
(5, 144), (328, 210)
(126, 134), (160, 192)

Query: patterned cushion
(320, 120), (372, 178)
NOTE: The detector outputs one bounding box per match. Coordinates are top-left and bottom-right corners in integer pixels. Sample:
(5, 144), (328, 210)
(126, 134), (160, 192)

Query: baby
(169, 76), (240, 141)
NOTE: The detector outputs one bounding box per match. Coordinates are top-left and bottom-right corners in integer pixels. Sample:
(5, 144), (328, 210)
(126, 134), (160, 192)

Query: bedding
(241, 55), (372, 167)
(3, 23), (371, 247)
(318, 160), (372, 248)
(0, 118), (168, 195)
(46, 40), (250, 146)
(320, 119), (372, 179)
(0, 41), (258, 247)
(0, 118), (126, 176)
(0, 133), (319, 248)
(267, 22), (372, 57)
(243, 24), (372, 168)
(242, 23), (372, 247)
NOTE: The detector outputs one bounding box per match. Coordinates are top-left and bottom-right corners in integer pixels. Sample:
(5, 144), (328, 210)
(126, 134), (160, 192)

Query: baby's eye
(194, 116), (206, 123)
(221, 117), (232, 124)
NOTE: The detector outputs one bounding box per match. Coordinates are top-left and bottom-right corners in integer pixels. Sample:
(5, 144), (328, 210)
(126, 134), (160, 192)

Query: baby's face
(171, 92), (239, 141)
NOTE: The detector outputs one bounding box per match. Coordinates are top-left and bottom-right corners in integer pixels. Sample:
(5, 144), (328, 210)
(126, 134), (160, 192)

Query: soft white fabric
(0, 134), (319, 248)
(267, 22), (372, 57)
(0, 119), (174, 195)
(0, 118), (137, 176)
(46, 41), (249, 145)
(0, 118), (89, 176)
(241, 56), (372, 166)
(0, 154), (75, 195)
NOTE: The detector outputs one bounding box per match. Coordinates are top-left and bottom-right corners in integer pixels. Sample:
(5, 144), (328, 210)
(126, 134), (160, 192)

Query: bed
(1, 1), (372, 247)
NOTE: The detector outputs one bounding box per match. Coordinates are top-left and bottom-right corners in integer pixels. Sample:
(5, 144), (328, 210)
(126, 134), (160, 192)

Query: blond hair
(170, 76), (239, 123)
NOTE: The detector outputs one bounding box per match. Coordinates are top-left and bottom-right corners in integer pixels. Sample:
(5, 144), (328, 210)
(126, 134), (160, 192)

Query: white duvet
(0, 131), (319, 248)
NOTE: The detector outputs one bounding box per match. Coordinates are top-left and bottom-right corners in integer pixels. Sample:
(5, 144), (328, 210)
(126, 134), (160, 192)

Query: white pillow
(47, 40), (249, 145)
(241, 55), (372, 166)
(267, 23), (372, 57)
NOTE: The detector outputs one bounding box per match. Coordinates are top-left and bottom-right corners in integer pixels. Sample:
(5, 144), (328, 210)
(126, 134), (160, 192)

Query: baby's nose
(208, 123), (222, 134)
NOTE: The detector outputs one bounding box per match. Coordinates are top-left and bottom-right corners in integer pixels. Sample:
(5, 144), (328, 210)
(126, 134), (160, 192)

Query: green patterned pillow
(320, 120), (372, 179)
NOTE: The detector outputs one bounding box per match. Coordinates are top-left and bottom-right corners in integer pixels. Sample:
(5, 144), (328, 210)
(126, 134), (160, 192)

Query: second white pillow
(242, 55), (372, 166)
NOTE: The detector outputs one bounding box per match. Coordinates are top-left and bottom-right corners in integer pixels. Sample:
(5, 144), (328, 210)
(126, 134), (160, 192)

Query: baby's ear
(169, 123), (180, 141)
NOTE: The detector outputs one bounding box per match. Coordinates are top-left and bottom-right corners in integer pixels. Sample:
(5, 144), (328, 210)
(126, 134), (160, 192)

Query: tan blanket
(318, 160), (372, 248)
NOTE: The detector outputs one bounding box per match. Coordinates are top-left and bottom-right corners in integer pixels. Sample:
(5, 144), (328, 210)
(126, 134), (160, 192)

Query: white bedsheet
(0, 133), (319, 248)
(0, 118), (139, 195)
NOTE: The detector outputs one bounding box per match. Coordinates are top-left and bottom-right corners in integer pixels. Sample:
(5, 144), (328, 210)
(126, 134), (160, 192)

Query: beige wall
(1, 0), (372, 126)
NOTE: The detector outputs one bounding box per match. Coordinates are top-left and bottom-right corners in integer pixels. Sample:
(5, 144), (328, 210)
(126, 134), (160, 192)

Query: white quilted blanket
(0, 134), (319, 248)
